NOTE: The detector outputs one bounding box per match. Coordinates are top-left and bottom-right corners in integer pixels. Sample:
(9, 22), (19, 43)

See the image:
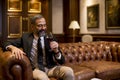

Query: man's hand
(50, 41), (59, 53)
(7, 45), (26, 60)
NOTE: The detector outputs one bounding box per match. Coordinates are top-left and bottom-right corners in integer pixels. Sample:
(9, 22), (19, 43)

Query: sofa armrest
(0, 51), (33, 80)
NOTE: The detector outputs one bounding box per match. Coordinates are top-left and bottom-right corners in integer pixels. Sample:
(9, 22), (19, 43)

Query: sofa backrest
(59, 41), (120, 64)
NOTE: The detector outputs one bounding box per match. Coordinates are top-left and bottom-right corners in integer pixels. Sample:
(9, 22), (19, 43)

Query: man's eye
(36, 24), (46, 27)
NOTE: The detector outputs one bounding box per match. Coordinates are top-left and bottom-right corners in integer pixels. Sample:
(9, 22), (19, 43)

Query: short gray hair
(30, 14), (44, 25)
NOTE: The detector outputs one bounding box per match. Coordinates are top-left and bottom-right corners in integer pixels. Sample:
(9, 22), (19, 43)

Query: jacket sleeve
(53, 35), (65, 64)
(2, 37), (23, 51)
(52, 48), (65, 65)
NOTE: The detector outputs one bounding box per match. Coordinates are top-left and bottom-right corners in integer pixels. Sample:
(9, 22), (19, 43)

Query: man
(3, 14), (75, 80)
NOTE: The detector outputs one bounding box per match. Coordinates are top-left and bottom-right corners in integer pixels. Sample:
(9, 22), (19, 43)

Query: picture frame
(8, 0), (22, 12)
(105, 0), (120, 29)
(28, 1), (41, 13)
(87, 4), (99, 28)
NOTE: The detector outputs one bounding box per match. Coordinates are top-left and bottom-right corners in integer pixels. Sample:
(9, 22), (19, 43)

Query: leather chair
(0, 48), (33, 80)
(0, 48), (57, 80)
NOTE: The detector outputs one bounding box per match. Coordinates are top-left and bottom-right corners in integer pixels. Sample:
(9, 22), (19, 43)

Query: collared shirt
(40, 36), (46, 65)
(30, 36), (61, 69)
(30, 38), (38, 68)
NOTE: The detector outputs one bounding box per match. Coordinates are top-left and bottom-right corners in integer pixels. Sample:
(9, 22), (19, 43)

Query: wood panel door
(3, 0), (51, 39)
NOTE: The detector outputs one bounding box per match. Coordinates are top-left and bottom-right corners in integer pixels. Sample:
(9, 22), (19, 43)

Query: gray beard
(39, 31), (46, 37)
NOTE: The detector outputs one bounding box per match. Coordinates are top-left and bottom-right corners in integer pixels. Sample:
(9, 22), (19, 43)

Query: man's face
(32, 18), (47, 36)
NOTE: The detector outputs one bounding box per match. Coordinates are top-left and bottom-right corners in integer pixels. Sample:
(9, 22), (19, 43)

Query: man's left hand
(50, 41), (59, 53)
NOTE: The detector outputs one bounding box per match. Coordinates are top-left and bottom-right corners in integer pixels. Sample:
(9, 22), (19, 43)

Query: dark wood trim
(53, 33), (120, 43)
(54, 34), (65, 43)
(76, 34), (120, 42)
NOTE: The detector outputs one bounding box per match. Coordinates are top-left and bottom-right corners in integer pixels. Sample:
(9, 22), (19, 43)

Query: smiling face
(32, 17), (47, 37)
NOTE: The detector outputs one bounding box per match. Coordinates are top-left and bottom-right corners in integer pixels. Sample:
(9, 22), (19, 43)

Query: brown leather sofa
(1, 41), (120, 80)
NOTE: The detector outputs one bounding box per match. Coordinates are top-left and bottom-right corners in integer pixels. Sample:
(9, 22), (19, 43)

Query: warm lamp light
(69, 20), (80, 42)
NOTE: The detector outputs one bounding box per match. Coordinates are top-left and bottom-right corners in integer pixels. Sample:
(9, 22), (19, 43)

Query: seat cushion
(80, 61), (120, 80)
(64, 64), (95, 80)
(49, 78), (57, 80)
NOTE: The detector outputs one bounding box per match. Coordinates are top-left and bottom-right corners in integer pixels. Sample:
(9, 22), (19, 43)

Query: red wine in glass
(46, 32), (54, 42)
(46, 32), (54, 52)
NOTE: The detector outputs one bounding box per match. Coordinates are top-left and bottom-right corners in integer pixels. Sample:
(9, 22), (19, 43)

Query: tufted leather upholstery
(0, 49), (33, 80)
(60, 41), (120, 62)
(0, 41), (120, 80)
(59, 41), (120, 80)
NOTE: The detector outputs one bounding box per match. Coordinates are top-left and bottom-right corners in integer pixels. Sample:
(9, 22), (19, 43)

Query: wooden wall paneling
(92, 34), (120, 42)
(27, 0), (51, 32)
(8, 15), (22, 38)
(1, 0), (8, 45)
(0, 0), (2, 46)
(54, 34), (65, 43)
(63, 0), (80, 42)
(63, 0), (70, 35)
(5, 0), (50, 38)
(0, 0), (2, 37)
(63, 34), (120, 43)
(22, 16), (29, 33)
(26, 14), (39, 33)
(69, 0), (79, 21)
(0, 0), (51, 46)
(41, 0), (51, 32)
(78, 34), (120, 42)
(7, 0), (22, 12)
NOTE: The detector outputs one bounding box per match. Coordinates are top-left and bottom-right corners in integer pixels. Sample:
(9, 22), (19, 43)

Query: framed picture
(105, 0), (120, 29)
(87, 4), (99, 28)
(28, 1), (41, 13)
(8, 0), (22, 12)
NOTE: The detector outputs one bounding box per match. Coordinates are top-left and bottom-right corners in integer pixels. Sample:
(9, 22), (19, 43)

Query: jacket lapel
(28, 34), (34, 55)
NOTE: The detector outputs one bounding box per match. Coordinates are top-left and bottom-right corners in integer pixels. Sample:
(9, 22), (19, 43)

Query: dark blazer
(3, 32), (65, 71)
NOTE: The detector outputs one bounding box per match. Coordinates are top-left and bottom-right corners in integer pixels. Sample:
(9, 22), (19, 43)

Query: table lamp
(69, 20), (80, 42)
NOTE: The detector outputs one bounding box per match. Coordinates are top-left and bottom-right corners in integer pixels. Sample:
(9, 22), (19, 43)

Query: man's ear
(31, 24), (34, 30)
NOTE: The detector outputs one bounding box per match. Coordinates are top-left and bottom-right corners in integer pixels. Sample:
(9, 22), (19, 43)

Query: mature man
(3, 14), (75, 80)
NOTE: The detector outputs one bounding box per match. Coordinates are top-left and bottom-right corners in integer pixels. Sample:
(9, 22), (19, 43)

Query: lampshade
(69, 20), (80, 30)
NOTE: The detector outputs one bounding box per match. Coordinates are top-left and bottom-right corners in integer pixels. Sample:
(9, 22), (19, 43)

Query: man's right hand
(7, 45), (26, 60)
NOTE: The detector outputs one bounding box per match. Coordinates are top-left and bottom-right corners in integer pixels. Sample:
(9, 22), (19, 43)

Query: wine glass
(46, 32), (54, 42)
(46, 32), (54, 52)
